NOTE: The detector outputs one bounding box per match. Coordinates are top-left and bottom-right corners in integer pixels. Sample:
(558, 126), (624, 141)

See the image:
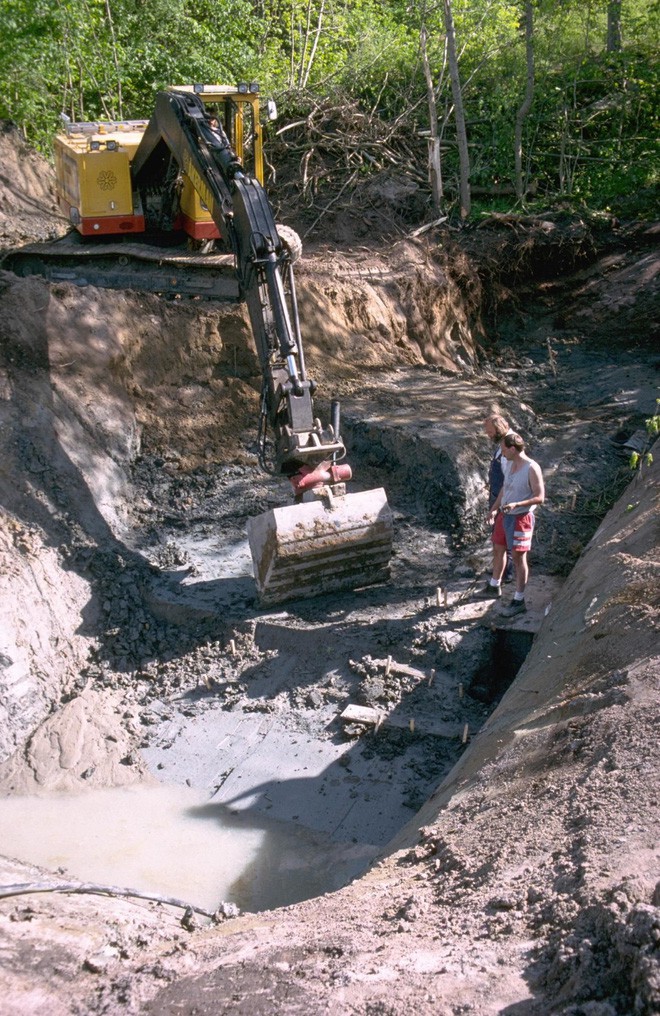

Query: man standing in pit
(484, 414), (510, 510)
(478, 414), (513, 595)
(488, 432), (545, 616)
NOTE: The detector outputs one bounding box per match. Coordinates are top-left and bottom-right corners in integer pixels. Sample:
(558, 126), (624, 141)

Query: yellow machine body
(54, 124), (147, 235)
(53, 85), (264, 239)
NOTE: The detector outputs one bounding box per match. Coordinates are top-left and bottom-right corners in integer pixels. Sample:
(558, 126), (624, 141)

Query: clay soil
(0, 123), (659, 1015)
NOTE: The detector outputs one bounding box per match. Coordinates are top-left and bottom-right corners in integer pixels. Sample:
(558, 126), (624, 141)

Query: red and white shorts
(493, 511), (535, 553)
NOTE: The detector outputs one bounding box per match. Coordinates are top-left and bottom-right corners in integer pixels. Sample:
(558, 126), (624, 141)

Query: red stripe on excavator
(175, 212), (221, 240)
(75, 213), (146, 236)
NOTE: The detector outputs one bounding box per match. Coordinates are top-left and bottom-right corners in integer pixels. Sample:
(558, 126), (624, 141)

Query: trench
(1, 419), (537, 915)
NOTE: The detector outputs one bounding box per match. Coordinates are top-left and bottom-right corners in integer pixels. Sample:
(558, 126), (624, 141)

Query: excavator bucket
(247, 488), (393, 606)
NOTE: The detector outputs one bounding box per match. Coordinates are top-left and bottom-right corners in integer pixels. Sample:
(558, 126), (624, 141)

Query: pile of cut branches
(265, 93), (432, 241)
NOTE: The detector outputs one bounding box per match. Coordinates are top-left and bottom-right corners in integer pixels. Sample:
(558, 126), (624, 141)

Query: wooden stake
(230, 639), (236, 656)
(443, 589), (448, 608)
(385, 655), (392, 675)
(428, 669), (435, 687)
(409, 718), (415, 733)
(436, 587), (442, 607)
(462, 723), (469, 744)
(458, 682), (464, 699)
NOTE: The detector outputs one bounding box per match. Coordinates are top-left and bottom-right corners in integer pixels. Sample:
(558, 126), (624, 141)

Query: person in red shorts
(478, 432), (545, 616)
(483, 413), (514, 582)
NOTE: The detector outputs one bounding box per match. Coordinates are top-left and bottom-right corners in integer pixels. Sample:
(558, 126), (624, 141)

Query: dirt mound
(0, 123), (67, 248)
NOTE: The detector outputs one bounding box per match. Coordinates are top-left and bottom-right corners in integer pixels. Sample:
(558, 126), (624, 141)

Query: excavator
(5, 84), (393, 606)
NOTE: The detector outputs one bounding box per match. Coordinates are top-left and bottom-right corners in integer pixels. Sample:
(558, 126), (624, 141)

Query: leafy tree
(0, 0), (260, 146)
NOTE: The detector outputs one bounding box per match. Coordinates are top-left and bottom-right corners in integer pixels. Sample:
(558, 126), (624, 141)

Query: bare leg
(513, 549), (528, 594)
(492, 544), (506, 581)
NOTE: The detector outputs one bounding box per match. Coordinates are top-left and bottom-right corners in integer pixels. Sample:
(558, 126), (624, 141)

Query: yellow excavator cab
(167, 84), (265, 240)
(167, 84), (264, 182)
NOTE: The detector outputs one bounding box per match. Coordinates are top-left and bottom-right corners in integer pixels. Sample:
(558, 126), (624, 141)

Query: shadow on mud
(135, 583), (536, 910)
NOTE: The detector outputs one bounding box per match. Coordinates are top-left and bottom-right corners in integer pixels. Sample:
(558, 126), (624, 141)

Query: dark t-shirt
(488, 446), (504, 508)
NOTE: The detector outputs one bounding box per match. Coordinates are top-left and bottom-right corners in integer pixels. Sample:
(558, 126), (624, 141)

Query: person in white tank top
(477, 432), (544, 616)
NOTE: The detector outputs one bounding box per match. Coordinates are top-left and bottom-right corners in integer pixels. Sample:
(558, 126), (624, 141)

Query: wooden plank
(340, 704), (465, 740)
(340, 704), (383, 726)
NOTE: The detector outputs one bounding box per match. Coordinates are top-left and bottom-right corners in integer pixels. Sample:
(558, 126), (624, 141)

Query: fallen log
(0, 880), (216, 918)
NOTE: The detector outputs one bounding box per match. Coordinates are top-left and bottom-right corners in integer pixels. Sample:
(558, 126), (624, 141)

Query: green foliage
(530, 48), (659, 209)
(0, 0), (260, 149)
(628, 400), (659, 474)
(629, 451), (654, 472)
(0, 0), (656, 216)
(646, 400), (660, 440)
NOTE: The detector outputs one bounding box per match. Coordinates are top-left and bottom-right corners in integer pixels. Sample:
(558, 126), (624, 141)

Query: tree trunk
(514, 2), (535, 204)
(103, 0), (123, 119)
(607, 0), (623, 52)
(288, 1), (296, 89)
(420, 27), (443, 214)
(298, 0), (326, 90)
(443, 0), (470, 218)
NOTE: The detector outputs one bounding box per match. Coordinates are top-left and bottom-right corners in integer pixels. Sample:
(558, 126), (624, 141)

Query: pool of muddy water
(0, 784), (378, 913)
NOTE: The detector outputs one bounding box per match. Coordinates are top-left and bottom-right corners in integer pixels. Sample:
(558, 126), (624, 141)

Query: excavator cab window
(202, 98), (258, 180)
(170, 85), (264, 184)
(226, 98), (257, 179)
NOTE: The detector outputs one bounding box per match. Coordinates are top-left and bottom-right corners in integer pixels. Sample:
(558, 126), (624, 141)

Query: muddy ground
(0, 123), (658, 1014)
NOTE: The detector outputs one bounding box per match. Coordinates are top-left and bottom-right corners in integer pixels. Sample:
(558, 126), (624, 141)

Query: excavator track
(3, 236), (240, 300)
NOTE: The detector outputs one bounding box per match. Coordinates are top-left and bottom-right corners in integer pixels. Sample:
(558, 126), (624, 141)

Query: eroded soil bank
(0, 123), (658, 1014)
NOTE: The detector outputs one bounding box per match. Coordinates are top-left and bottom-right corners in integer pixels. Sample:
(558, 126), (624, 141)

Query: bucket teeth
(247, 488), (393, 606)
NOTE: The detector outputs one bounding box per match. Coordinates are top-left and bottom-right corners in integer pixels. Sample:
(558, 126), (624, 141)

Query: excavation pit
(0, 592), (541, 915)
(0, 264), (562, 918)
(0, 353), (554, 914)
(1, 133), (658, 1011)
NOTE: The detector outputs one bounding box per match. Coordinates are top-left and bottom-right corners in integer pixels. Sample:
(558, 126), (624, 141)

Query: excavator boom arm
(3, 83), (393, 605)
(122, 87), (392, 605)
(131, 89), (343, 475)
